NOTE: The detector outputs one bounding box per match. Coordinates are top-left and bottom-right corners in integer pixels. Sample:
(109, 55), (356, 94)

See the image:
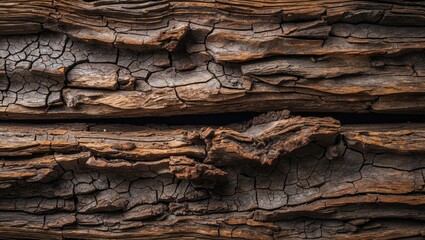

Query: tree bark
(1, 112), (425, 239)
(1, 1), (425, 239)
(1, 1), (425, 118)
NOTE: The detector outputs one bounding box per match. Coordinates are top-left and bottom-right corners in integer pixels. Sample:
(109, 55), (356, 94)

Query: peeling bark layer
(0, 112), (424, 239)
(2, 1), (425, 118)
(2, 1), (425, 239)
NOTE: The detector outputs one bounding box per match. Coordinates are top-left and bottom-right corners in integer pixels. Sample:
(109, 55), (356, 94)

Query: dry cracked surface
(0, 112), (424, 239)
(2, 1), (425, 239)
(2, 1), (425, 118)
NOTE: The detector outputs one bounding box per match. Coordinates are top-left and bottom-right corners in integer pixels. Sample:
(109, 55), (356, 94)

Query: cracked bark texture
(2, 1), (425, 118)
(1, 1), (425, 239)
(0, 112), (425, 239)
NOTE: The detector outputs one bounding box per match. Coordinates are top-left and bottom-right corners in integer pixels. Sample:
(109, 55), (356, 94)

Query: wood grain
(0, 112), (424, 239)
(1, 1), (425, 118)
(1, 1), (425, 239)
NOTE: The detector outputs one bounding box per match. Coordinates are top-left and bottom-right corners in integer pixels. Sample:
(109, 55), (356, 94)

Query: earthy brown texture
(0, 112), (424, 239)
(2, 1), (425, 118)
(1, 1), (425, 239)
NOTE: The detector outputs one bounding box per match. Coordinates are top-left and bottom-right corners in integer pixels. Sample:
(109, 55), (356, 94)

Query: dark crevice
(0, 112), (424, 126)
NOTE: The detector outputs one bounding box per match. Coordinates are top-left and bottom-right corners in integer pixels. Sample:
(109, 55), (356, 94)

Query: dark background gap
(1, 112), (425, 126)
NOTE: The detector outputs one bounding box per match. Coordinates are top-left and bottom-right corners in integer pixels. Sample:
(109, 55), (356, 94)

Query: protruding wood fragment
(67, 63), (120, 90)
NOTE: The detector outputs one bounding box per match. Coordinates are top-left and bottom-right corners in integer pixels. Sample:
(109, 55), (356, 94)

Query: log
(1, 1), (425, 239)
(0, 112), (424, 239)
(1, 1), (425, 118)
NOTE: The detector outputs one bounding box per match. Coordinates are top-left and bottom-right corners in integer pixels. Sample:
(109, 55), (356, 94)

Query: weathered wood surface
(0, 112), (424, 239)
(2, 1), (425, 239)
(1, 1), (425, 118)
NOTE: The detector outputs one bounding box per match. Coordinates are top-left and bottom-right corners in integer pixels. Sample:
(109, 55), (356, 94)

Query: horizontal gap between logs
(1, 112), (425, 126)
